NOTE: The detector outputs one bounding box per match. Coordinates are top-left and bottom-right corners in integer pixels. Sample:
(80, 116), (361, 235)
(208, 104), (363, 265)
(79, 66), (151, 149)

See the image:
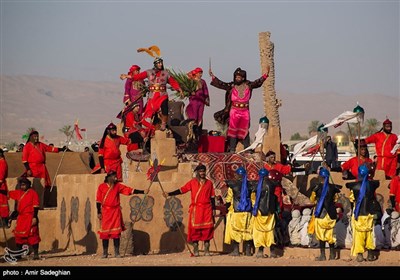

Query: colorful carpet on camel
(183, 152), (265, 197)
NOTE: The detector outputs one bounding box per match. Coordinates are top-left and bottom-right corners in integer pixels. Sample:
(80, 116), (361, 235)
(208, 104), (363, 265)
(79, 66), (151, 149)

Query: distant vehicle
(292, 151), (353, 174)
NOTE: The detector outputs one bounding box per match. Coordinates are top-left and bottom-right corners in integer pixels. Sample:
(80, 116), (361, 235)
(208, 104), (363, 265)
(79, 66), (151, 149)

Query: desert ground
(1, 246), (398, 268)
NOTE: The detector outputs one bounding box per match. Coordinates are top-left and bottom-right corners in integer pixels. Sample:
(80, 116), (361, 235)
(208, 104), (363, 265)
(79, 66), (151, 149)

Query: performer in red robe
(364, 118), (398, 178)
(7, 178), (41, 260)
(123, 65), (146, 115)
(91, 123), (130, 181)
(132, 46), (183, 131)
(389, 168), (400, 212)
(166, 164), (216, 257)
(0, 149), (9, 222)
(342, 143), (373, 180)
(122, 102), (154, 152)
(96, 171), (145, 258)
(22, 131), (65, 188)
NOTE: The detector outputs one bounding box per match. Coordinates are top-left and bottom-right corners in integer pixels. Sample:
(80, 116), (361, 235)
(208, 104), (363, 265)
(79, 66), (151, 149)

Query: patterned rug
(183, 152), (264, 198)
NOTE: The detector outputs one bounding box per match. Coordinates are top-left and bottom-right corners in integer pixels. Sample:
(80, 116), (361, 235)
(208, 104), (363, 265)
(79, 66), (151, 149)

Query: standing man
(186, 67), (210, 138)
(310, 168), (342, 261)
(165, 164), (216, 257)
(22, 131), (66, 188)
(4, 178), (41, 260)
(92, 123), (130, 182)
(121, 65), (146, 115)
(209, 66), (270, 152)
(96, 171), (145, 258)
(364, 118), (398, 179)
(346, 164), (380, 262)
(224, 167), (255, 256)
(389, 168), (400, 212)
(324, 136), (338, 170)
(131, 46), (183, 131)
(0, 149), (9, 226)
(252, 169), (281, 258)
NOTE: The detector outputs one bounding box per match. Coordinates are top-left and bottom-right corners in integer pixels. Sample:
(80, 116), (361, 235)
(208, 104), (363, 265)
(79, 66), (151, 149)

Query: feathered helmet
(137, 45), (163, 66)
(383, 118), (392, 125)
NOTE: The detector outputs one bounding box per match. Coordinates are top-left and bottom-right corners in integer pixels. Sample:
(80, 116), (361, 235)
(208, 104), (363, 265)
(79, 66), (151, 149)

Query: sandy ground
(1, 247), (398, 268)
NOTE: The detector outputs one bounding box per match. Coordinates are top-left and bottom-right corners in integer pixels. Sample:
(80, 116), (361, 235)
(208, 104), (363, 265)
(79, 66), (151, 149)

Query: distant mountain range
(1, 75), (398, 146)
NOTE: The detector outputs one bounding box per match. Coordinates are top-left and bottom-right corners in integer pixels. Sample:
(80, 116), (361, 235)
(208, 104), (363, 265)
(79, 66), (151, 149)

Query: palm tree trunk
(258, 32), (282, 160)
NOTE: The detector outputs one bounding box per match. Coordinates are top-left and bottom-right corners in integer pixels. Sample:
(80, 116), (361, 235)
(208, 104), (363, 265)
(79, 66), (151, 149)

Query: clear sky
(1, 0), (399, 98)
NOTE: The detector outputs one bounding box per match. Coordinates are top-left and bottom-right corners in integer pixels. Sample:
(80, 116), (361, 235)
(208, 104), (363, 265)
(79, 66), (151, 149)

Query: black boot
(329, 243), (336, 260)
(229, 241), (240, 256)
(270, 244), (278, 258)
(356, 253), (364, 262)
(101, 239), (109, 258)
(367, 250), (377, 261)
(315, 241), (326, 261)
(192, 241), (199, 257)
(256, 247), (266, 258)
(229, 138), (238, 153)
(113, 238), (121, 258)
(32, 244), (39, 260)
(204, 241), (211, 256)
(244, 240), (253, 256)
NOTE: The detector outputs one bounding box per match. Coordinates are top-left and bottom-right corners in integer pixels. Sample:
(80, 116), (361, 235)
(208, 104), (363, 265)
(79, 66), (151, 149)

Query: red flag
(74, 121), (83, 140)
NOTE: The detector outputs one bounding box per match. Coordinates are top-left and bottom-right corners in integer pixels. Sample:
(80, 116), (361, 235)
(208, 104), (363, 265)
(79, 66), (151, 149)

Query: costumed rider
(346, 164), (380, 262)
(310, 167), (342, 261)
(224, 166), (255, 256)
(252, 168), (282, 258)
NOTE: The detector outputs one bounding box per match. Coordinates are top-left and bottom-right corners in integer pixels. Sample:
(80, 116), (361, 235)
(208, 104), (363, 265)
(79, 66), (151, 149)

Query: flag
(323, 111), (361, 129)
(74, 120), (83, 140)
(291, 135), (318, 163)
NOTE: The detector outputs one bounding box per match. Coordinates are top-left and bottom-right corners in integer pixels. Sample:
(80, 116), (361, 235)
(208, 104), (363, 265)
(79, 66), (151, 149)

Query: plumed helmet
(291, 209), (301, 218)
(233, 67), (247, 80)
(258, 168), (269, 177)
(383, 118), (392, 125)
(358, 164), (369, 178)
(268, 169), (282, 182)
(236, 166), (246, 176)
(319, 167), (330, 178)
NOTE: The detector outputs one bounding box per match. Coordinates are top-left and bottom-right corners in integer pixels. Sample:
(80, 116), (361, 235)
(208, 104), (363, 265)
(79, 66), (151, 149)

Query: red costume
(389, 175), (400, 212)
(133, 69), (181, 120)
(123, 107), (154, 152)
(264, 162), (291, 176)
(341, 156), (373, 179)
(0, 156), (9, 218)
(365, 126), (398, 178)
(93, 135), (130, 181)
(96, 182), (135, 239)
(9, 188), (41, 245)
(22, 142), (59, 187)
(179, 178), (215, 242)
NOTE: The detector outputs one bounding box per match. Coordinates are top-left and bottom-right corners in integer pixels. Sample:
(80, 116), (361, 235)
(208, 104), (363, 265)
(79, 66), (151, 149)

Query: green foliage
(290, 132), (307, 140)
(308, 120), (322, 136)
(167, 68), (197, 98)
(59, 125), (73, 140)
